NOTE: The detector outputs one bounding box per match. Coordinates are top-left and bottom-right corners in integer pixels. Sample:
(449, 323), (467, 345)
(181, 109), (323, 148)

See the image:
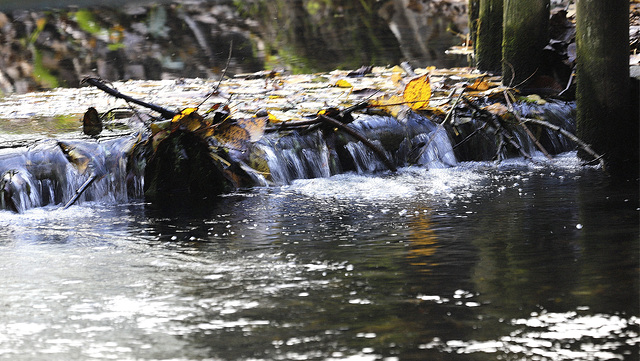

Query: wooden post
(475, 0), (503, 73)
(501, 0), (549, 87)
(576, 0), (635, 175)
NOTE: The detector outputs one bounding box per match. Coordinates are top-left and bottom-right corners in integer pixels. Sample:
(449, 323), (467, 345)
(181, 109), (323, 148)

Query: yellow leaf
(334, 79), (353, 88)
(171, 107), (208, 132)
(368, 94), (408, 119)
(171, 107), (198, 123)
(149, 120), (171, 136)
(403, 74), (431, 111)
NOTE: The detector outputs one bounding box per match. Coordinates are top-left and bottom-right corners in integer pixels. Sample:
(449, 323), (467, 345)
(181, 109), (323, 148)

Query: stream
(0, 81), (638, 360)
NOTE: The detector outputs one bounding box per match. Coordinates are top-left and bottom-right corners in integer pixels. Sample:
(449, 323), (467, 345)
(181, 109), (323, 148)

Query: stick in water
(62, 173), (101, 210)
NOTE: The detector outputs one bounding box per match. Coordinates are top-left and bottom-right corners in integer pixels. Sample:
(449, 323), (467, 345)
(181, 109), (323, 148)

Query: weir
(0, 100), (577, 213)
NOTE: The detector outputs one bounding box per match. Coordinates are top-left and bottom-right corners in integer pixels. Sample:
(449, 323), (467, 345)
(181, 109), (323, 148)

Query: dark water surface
(0, 155), (637, 360)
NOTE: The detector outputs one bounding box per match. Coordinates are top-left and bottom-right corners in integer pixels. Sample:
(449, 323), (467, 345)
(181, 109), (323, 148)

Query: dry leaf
(483, 103), (509, 117)
(171, 107), (208, 132)
(391, 72), (404, 88)
(235, 116), (267, 142)
(334, 79), (353, 88)
(369, 94), (408, 118)
(403, 74), (431, 110)
(214, 121), (250, 150)
(466, 78), (490, 91)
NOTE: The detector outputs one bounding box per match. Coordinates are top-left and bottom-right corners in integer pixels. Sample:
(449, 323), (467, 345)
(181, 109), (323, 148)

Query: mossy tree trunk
(475, 0), (503, 73)
(501, 0), (549, 87)
(468, 0), (480, 52)
(576, 0), (635, 176)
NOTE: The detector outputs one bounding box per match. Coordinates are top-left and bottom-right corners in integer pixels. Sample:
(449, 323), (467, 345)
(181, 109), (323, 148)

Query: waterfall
(0, 101), (578, 212)
(0, 137), (141, 213)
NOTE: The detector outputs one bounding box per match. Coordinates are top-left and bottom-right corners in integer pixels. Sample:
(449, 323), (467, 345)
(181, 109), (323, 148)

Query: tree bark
(468, 0), (480, 52)
(475, 0), (503, 73)
(576, 0), (636, 176)
(501, 0), (549, 87)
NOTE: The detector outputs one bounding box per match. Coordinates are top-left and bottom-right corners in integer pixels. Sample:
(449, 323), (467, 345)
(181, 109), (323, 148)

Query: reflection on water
(0, 154), (637, 360)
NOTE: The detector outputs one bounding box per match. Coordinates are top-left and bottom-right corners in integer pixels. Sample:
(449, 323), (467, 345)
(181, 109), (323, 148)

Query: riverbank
(0, 0), (637, 95)
(0, 0), (470, 94)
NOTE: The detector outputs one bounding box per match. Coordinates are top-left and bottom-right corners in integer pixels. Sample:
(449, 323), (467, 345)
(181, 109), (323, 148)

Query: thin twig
(198, 41), (233, 109)
(558, 66), (575, 97)
(503, 90), (552, 159)
(452, 122), (488, 150)
(83, 77), (177, 119)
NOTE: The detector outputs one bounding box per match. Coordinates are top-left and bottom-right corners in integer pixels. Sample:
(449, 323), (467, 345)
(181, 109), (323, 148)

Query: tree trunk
(468, 0), (480, 52)
(576, 0), (636, 176)
(501, 0), (549, 87)
(475, 0), (503, 73)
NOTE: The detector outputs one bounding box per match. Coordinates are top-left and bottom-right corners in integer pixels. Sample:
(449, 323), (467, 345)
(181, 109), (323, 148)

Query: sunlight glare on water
(0, 149), (637, 361)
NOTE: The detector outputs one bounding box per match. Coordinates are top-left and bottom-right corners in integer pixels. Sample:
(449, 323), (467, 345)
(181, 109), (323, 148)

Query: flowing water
(0, 82), (638, 360)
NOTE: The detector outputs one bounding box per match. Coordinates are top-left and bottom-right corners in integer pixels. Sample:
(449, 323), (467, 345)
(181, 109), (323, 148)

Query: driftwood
(62, 173), (101, 209)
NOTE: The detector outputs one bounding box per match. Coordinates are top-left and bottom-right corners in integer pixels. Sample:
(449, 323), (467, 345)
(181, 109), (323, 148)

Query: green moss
(32, 47), (59, 89)
(575, 0), (635, 174)
(73, 9), (103, 35)
(501, 0), (549, 87)
(475, 0), (503, 73)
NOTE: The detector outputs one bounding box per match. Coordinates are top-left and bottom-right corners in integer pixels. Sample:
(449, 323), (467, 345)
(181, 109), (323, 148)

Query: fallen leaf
(391, 72), (404, 88)
(403, 74), (431, 110)
(235, 115), (267, 142)
(214, 121), (250, 150)
(483, 103), (509, 117)
(334, 79), (353, 88)
(171, 107), (209, 132)
(368, 94), (408, 119)
(466, 78), (490, 91)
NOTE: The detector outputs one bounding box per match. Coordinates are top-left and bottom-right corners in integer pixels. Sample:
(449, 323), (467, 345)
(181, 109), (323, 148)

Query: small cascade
(449, 99), (577, 161)
(260, 112), (459, 184)
(0, 137), (141, 212)
(258, 131), (335, 184)
(0, 100), (579, 212)
(512, 100), (576, 153)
